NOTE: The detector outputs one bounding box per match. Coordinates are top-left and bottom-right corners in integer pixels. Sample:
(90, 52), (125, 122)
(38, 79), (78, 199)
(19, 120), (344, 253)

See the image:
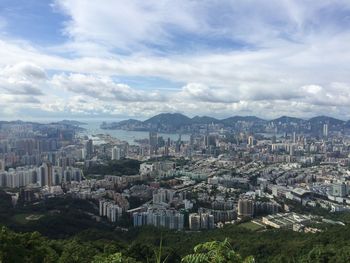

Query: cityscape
(1, 114), (350, 260)
(1, 0), (350, 262)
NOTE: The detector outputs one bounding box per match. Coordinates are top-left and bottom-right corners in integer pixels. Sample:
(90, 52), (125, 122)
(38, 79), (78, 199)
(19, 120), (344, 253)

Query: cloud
(180, 83), (239, 103)
(1, 1), (350, 119)
(54, 0), (202, 52)
(0, 82), (43, 96)
(50, 73), (168, 102)
(0, 94), (41, 104)
(2, 62), (47, 80)
(53, 0), (350, 54)
(0, 63), (46, 97)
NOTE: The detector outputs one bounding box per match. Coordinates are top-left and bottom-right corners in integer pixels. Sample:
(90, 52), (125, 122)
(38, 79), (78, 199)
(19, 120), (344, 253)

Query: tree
(181, 239), (254, 263)
(92, 252), (139, 263)
(58, 240), (99, 263)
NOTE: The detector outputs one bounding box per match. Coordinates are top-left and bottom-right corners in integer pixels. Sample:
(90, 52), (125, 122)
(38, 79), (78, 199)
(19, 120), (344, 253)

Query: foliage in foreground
(0, 227), (253, 263)
(181, 238), (254, 263)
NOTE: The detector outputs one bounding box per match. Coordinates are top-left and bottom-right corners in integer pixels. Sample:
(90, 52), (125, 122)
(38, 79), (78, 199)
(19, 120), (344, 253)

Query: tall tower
(39, 162), (53, 187)
(112, 146), (121, 160)
(85, 139), (93, 158)
(323, 123), (328, 138)
(292, 131), (296, 143)
(248, 136), (254, 147)
(149, 131), (158, 155)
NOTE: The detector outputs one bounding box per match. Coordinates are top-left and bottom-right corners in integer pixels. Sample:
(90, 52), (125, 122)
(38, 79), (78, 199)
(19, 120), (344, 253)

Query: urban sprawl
(1, 114), (350, 233)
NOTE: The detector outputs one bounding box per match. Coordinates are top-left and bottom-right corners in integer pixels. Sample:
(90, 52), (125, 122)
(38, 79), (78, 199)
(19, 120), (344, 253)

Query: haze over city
(1, 0), (350, 120)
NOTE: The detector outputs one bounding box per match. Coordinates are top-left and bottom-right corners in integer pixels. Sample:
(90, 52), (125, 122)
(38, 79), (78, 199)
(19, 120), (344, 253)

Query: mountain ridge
(100, 113), (348, 132)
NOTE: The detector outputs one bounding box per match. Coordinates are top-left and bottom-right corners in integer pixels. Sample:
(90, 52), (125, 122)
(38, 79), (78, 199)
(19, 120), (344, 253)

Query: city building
(238, 198), (255, 218)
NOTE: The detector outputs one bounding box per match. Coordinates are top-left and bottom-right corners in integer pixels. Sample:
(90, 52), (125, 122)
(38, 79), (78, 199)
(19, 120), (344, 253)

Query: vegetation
(0, 229), (254, 263)
(0, 192), (112, 238)
(3, 218), (350, 262)
(239, 221), (264, 231)
(181, 239), (254, 263)
(3, 190), (350, 262)
(85, 159), (141, 176)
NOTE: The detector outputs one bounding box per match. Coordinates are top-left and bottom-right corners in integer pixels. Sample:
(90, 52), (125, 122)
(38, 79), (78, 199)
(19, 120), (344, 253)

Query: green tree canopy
(181, 238), (254, 263)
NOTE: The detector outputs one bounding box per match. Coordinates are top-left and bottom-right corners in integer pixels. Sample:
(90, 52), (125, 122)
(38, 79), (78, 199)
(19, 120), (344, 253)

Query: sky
(1, 0), (350, 121)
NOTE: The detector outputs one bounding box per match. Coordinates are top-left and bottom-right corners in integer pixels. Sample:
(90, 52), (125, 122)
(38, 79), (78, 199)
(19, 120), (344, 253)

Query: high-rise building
(289, 145), (295, 156)
(99, 199), (123, 223)
(0, 159), (5, 172)
(152, 189), (175, 204)
(149, 131), (158, 155)
(133, 209), (184, 230)
(248, 136), (254, 147)
(133, 212), (148, 227)
(189, 213), (201, 230)
(39, 162), (53, 187)
(189, 213), (215, 230)
(112, 146), (121, 160)
(323, 123), (328, 138)
(238, 198), (255, 218)
(292, 132), (297, 143)
(85, 139), (93, 158)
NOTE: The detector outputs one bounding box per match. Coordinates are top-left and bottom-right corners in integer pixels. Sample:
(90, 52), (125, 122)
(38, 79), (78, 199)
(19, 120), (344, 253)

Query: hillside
(144, 113), (192, 127)
(99, 113), (350, 133)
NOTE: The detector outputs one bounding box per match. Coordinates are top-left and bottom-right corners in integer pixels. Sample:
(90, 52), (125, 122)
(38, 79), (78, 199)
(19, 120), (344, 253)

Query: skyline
(1, 1), (350, 120)
(2, 112), (350, 123)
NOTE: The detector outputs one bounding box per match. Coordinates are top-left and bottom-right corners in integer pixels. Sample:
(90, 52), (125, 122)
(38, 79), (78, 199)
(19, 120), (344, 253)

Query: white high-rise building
(292, 132), (297, 143)
(112, 146), (121, 160)
(99, 199), (123, 223)
(248, 136), (254, 147)
(323, 123), (328, 137)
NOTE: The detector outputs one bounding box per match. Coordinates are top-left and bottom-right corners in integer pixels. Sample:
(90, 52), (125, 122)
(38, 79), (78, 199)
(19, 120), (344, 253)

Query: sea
(78, 121), (189, 145)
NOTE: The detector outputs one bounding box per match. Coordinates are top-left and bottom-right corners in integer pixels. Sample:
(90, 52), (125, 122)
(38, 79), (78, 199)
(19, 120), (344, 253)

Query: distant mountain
(191, 116), (221, 124)
(100, 113), (278, 132)
(99, 113), (350, 133)
(116, 119), (143, 126)
(308, 116), (345, 126)
(271, 116), (305, 124)
(222, 116), (266, 125)
(0, 120), (32, 124)
(345, 120), (350, 128)
(100, 119), (143, 130)
(144, 113), (192, 127)
(0, 120), (42, 126)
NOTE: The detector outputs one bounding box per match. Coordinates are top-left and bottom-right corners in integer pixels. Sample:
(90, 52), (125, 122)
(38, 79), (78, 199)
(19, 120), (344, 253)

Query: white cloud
(53, 0), (202, 52)
(50, 73), (168, 102)
(2, 62), (47, 80)
(180, 83), (239, 103)
(53, 0), (350, 53)
(0, 62), (46, 98)
(1, 1), (350, 119)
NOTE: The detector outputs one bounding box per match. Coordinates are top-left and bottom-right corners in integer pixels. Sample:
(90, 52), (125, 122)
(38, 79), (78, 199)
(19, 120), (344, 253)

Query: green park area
(12, 213), (45, 224)
(239, 221), (265, 231)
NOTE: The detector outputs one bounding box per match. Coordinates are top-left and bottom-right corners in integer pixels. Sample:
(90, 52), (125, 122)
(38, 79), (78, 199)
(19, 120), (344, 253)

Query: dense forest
(2, 222), (350, 262)
(0, 228), (256, 263)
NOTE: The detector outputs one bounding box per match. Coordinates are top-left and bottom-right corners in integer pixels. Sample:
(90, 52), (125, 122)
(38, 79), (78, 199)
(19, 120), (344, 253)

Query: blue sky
(1, 0), (350, 120)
